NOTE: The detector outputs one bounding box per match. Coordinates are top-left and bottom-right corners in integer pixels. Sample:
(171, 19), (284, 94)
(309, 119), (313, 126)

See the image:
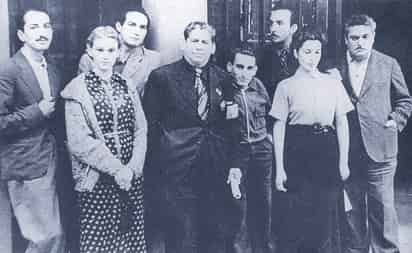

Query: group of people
(0, 5), (411, 253)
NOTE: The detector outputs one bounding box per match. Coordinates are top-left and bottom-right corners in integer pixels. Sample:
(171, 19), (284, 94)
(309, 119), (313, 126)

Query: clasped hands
(114, 166), (135, 191)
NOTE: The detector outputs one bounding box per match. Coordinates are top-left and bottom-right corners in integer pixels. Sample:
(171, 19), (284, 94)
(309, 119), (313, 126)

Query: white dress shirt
(347, 51), (370, 97)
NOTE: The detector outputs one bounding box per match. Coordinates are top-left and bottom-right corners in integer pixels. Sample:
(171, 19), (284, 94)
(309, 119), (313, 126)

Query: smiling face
(116, 11), (148, 48)
(89, 37), (119, 73)
(18, 10), (53, 52)
(182, 28), (215, 68)
(227, 53), (257, 88)
(294, 39), (322, 73)
(345, 25), (375, 61)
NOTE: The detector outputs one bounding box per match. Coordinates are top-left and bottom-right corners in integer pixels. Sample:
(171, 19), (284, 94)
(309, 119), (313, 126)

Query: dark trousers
(341, 130), (399, 253)
(230, 138), (274, 253)
(157, 187), (230, 253)
(277, 125), (342, 253)
(152, 139), (232, 253)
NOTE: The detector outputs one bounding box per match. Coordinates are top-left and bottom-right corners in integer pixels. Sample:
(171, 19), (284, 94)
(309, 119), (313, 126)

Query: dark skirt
(278, 124), (343, 253)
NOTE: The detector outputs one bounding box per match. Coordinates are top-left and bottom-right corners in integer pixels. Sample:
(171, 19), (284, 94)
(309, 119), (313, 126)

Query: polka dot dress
(78, 71), (146, 253)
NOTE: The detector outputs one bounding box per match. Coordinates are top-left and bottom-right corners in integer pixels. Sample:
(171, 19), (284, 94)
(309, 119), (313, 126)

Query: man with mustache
(78, 7), (161, 97)
(338, 14), (412, 253)
(0, 8), (65, 253)
(257, 7), (298, 100)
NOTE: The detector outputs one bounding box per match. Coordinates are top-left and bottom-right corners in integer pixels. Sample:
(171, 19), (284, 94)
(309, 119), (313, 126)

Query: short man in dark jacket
(223, 47), (274, 253)
(0, 9), (65, 253)
(143, 21), (238, 253)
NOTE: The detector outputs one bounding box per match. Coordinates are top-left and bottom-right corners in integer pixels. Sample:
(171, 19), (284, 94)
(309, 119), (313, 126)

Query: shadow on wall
(143, 0), (208, 66)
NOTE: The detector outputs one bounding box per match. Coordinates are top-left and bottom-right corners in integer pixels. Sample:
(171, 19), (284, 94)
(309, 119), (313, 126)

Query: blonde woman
(61, 26), (147, 253)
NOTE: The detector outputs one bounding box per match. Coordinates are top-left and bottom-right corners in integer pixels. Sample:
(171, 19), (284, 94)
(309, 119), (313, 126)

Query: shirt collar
(21, 46), (47, 68)
(294, 68), (321, 79)
(118, 46), (146, 64)
(182, 58), (210, 76)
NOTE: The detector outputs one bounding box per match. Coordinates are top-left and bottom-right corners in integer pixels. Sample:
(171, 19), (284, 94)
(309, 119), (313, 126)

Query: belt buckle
(313, 123), (326, 134)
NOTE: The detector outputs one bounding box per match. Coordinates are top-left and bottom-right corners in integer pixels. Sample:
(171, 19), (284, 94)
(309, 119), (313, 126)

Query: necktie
(278, 49), (290, 79)
(194, 68), (208, 120)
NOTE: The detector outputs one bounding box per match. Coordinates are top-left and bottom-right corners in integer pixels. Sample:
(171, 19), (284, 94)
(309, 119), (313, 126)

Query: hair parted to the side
(291, 26), (329, 72)
(227, 45), (256, 64)
(86, 26), (121, 49)
(183, 21), (216, 43)
(344, 14), (376, 37)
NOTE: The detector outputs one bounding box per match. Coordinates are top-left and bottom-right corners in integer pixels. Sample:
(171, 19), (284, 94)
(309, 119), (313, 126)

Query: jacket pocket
(0, 140), (52, 180)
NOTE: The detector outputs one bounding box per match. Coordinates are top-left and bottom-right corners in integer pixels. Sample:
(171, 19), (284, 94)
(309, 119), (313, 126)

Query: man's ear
(291, 24), (298, 35)
(211, 43), (216, 55)
(293, 49), (298, 59)
(253, 65), (258, 75)
(17, 30), (25, 43)
(226, 61), (233, 73)
(115, 22), (122, 33)
(179, 37), (186, 51)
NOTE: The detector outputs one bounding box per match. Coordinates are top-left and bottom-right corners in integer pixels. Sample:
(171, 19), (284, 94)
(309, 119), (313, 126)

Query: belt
(103, 129), (132, 138)
(288, 123), (335, 135)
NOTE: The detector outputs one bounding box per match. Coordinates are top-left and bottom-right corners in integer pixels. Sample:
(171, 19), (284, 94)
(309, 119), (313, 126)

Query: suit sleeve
(0, 62), (45, 137)
(127, 94), (148, 175)
(388, 59), (412, 131)
(143, 70), (165, 150)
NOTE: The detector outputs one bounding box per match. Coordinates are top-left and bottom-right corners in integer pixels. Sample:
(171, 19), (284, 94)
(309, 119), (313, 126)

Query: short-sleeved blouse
(269, 69), (353, 126)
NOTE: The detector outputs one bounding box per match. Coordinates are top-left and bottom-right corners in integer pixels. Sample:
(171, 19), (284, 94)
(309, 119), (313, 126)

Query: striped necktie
(278, 48), (290, 79)
(194, 68), (208, 120)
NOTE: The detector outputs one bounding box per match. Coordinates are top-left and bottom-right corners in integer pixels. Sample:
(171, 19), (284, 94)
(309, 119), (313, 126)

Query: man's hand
(275, 168), (287, 192)
(227, 168), (242, 199)
(339, 163), (350, 181)
(384, 119), (397, 130)
(38, 98), (56, 117)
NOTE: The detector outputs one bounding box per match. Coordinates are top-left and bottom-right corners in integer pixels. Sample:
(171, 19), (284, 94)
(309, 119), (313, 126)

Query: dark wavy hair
(291, 26), (329, 72)
(226, 45), (256, 64)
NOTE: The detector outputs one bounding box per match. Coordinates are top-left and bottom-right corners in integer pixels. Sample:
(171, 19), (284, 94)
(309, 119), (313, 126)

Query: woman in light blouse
(61, 26), (147, 253)
(270, 27), (353, 253)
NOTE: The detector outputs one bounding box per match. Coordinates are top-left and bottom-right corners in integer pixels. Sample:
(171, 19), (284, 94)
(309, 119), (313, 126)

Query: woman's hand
(227, 168), (242, 199)
(339, 163), (350, 181)
(275, 168), (287, 192)
(115, 167), (134, 191)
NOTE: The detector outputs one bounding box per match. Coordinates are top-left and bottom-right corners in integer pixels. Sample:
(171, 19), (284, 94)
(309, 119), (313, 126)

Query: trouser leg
(8, 165), (65, 253)
(0, 180), (12, 253)
(367, 160), (399, 253)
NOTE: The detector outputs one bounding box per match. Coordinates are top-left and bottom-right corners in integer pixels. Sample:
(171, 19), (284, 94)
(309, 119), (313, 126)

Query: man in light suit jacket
(0, 9), (65, 253)
(143, 21), (238, 253)
(338, 14), (412, 253)
(78, 7), (161, 98)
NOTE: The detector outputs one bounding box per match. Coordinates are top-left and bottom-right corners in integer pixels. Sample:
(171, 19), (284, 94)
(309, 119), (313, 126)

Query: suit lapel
(47, 64), (60, 98)
(358, 51), (377, 99)
(15, 51), (43, 101)
(122, 50), (141, 78)
(173, 60), (197, 115)
(208, 66), (223, 121)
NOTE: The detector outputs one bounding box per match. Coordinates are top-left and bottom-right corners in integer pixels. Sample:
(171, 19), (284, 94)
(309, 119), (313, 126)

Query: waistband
(287, 123), (335, 135)
(239, 134), (269, 144)
(103, 129), (132, 138)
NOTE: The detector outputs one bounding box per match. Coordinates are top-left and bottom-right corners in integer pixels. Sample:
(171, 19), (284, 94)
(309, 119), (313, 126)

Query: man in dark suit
(338, 14), (412, 253)
(143, 21), (237, 253)
(256, 7), (298, 100)
(0, 9), (65, 253)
